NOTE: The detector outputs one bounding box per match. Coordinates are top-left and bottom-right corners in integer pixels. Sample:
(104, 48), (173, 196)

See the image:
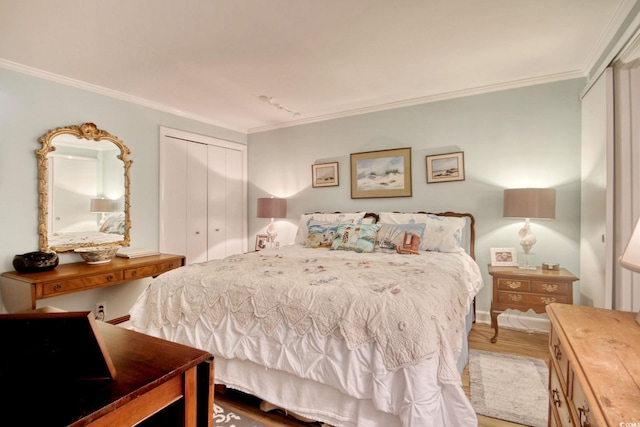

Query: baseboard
(476, 310), (550, 334)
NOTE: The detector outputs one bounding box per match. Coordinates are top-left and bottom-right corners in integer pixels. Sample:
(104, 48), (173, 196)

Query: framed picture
(350, 147), (412, 199)
(490, 247), (518, 266)
(312, 162), (339, 187)
(255, 234), (268, 251)
(426, 151), (465, 183)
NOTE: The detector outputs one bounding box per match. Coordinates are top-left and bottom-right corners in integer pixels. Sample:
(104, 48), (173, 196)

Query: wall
(0, 67), (246, 317)
(248, 79), (585, 323)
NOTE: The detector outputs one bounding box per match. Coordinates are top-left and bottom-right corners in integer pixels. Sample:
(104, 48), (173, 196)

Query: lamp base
(518, 252), (537, 270)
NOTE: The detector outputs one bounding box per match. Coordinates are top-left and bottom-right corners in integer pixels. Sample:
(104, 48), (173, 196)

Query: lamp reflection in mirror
(619, 216), (640, 325)
(257, 197), (287, 246)
(503, 188), (556, 269)
(90, 198), (115, 226)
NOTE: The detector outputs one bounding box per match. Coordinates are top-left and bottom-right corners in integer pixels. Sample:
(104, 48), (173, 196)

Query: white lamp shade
(503, 188), (556, 219)
(620, 217), (640, 273)
(257, 198), (287, 218)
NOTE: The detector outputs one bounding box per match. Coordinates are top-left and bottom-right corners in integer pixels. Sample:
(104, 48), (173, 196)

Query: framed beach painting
(426, 151), (465, 183)
(312, 162), (339, 187)
(350, 148), (412, 199)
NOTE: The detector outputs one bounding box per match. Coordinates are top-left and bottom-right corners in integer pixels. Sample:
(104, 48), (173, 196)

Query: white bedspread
(130, 245), (483, 426)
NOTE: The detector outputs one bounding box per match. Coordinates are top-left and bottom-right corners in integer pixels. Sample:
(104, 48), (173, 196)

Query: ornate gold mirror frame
(37, 123), (132, 252)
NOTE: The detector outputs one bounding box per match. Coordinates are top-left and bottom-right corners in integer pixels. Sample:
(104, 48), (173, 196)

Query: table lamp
(90, 198), (115, 226)
(257, 197), (287, 245)
(618, 216), (640, 325)
(503, 188), (556, 269)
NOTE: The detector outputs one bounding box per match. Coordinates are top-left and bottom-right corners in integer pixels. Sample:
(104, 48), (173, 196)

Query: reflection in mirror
(38, 123), (132, 252)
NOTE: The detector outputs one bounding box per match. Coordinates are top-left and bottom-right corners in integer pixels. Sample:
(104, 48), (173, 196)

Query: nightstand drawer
(497, 277), (531, 291)
(497, 291), (569, 306)
(43, 272), (124, 296)
(532, 280), (569, 295)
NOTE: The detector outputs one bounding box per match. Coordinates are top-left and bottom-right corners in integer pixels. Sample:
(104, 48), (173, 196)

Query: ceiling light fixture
(258, 95), (301, 118)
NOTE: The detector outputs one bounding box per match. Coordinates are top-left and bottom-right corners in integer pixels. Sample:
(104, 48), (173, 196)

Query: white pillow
(295, 212), (368, 245)
(378, 212), (465, 252)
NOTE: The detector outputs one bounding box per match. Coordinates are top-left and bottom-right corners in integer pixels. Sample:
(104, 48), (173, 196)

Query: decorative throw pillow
(330, 223), (381, 253)
(295, 212), (368, 245)
(100, 212), (125, 234)
(375, 223), (426, 254)
(305, 219), (345, 248)
(378, 212), (465, 252)
(421, 215), (465, 252)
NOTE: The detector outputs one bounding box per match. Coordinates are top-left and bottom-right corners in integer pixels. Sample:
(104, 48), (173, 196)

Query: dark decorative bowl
(13, 251), (59, 273)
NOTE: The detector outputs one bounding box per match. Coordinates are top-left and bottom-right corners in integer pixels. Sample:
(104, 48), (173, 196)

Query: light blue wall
(0, 67), (246, 316)
(248, 79), (585, 317)
(0, 65), (585, 321)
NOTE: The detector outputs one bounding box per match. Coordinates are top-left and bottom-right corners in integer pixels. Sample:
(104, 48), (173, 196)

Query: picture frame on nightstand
(255, 234), (268, 251)
(490, 247), (518, 266)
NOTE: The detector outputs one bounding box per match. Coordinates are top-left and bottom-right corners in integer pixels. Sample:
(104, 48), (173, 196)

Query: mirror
(37, 123), (132, 252)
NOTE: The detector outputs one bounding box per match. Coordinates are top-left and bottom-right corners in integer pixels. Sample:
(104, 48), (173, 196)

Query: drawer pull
(552, 389), (561, 407)
(168, 263), (174, 268)
(107, 274), (114, 281)
(54, 284), (62, 291)
(508, 294), (523, 302)
(553, 344), (562, 361)
(542, 283), (558, 292)
(578, 405), (591, 427)
(541, 297), (556, 305)
(131, 270), (138, 277)
(506, 281), (522, 289)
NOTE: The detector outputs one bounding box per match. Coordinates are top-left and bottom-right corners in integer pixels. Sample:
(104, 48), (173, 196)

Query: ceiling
(0, 0), (633, 133)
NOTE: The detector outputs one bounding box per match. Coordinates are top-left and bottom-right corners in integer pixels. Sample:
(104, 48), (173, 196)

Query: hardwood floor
(214, 322), (550, 426)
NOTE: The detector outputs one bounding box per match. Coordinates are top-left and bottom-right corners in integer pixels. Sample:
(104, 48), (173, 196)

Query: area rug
(469, 349), (548, 427)
(214, 402), (268, 427)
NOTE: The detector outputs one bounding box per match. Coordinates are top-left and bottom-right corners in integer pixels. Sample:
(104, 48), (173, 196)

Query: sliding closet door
(160, 127), (247, 265)
(206, 145), (245, 259)
(580, 68), (614, 309)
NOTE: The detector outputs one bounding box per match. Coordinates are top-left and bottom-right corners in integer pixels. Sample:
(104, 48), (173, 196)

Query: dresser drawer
(549, 364), (573, 427)
(571, 371), (600, 427)
(43, 271), (124, 296)
(549, 326), (570, 394)
(124, 260), (181, 280)
(497, 277), (531, 291)
(531, 280), (569, 295)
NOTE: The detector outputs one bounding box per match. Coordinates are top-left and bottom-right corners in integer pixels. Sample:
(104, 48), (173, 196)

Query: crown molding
(0, 59), (246, 134)
(248, 70), (585, 134)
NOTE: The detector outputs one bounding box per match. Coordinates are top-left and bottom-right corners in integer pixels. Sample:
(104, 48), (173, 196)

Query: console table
(5, 319), (214, 426)
(0, 254), (185, 313)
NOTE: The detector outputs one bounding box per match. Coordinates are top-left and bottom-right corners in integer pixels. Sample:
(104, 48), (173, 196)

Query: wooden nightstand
(488, 265), (578, 343)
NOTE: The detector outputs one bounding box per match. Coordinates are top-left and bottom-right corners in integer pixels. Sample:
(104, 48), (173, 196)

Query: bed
(129, 211), (483, 426)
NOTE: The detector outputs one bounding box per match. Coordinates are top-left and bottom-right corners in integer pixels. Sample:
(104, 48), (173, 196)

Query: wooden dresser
(488, 266), (578, 343)
(0, 254), (185, 314)
(547, 303), (640, 427)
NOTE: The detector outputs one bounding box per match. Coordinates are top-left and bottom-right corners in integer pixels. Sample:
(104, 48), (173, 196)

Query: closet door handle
(195, 231), (200, 235)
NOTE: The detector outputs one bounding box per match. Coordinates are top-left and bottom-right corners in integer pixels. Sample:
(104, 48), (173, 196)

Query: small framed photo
(426, 151), (465, 183)
(255, 234), (268, 251)
(490, 247), (518, 266)
(312, 162), (339, 187)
